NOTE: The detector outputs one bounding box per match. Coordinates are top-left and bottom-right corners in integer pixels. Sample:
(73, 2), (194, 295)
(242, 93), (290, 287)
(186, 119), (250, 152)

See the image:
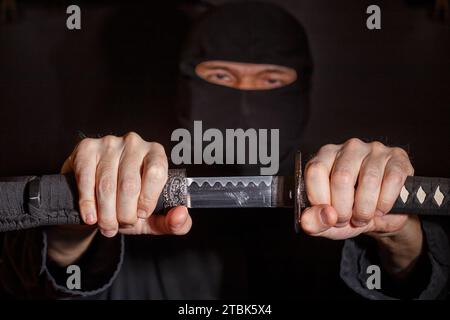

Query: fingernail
(102, 230), (116, 238)
(320, 208), (328, 225)
(137, 209), (147, 219)
(85, 213), (96, 225)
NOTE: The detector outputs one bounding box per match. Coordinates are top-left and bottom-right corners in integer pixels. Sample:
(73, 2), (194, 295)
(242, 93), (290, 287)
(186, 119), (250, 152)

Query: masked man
(1, 1), (448, 299)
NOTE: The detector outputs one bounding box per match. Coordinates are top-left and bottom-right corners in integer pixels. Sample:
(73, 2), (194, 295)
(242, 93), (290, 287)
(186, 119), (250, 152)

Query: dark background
(0, 0), (449, 299)
(0, 0), (449, 177)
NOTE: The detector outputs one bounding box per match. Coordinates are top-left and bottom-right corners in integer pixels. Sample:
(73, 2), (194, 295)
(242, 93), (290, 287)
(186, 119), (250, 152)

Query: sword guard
(294, 151), (306, 233)
(162, 169), (187, 208)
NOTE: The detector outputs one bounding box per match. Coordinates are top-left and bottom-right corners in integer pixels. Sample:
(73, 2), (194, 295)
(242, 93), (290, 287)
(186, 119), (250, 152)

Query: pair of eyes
(203, 70), (291, 89)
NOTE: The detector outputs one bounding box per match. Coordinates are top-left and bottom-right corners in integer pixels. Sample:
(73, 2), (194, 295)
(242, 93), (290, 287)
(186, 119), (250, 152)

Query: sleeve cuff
(40, 230), (125, 298)
(340, 219), (450, 300)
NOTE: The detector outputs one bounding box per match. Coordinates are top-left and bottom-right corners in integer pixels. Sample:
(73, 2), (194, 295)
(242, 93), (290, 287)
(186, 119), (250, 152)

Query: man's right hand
(60, 132), (192, 238)
(48, 133), (192, 266)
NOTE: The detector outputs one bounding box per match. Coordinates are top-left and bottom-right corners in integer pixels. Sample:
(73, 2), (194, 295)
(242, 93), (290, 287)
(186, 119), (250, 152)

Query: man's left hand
(300, 138), (418, 240)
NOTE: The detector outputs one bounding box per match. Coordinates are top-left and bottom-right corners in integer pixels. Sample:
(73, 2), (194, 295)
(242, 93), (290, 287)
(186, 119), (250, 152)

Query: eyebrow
(202, 64), (291, 76)
(203, 66), (234, 72)
(258, 68), (288, 74)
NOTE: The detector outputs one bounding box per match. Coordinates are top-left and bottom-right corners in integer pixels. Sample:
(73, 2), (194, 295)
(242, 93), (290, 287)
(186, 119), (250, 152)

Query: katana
(0, 152), (448, 232)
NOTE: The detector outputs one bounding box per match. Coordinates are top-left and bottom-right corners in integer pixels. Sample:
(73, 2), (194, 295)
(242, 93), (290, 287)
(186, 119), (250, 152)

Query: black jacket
(1, 209), (448, 300)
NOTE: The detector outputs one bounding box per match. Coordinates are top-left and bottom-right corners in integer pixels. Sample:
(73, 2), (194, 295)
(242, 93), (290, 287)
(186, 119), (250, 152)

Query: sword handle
(0, 170), (187, 232)
(294, 151), (450, 232)
(390, 176), (449, 216)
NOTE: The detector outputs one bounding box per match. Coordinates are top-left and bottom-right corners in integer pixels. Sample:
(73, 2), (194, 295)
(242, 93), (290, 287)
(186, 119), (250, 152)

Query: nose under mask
(174, 1), (313, 175)
(176, 77), (309, 176)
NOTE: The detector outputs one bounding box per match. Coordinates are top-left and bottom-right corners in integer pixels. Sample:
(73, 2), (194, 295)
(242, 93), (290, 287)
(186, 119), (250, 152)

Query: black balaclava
(176, 1), (313, 176)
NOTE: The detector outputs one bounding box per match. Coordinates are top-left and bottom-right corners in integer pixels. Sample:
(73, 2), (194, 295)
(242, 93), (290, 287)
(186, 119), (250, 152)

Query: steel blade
(186, 176), (295, 208)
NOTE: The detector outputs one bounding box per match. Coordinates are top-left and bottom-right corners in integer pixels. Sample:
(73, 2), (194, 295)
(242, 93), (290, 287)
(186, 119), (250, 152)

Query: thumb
(146, 206), (192, 235)
(300, 204), (338, 236)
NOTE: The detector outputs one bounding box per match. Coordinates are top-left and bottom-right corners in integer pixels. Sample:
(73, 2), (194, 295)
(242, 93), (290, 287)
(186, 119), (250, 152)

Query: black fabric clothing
(0, 216), (448, 299)
(179, 1), (313, 84)
(175, 1), (313, 176)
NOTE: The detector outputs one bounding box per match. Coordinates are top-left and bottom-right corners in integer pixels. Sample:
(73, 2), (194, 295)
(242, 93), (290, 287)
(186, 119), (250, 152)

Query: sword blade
(186, 176), (295, 208)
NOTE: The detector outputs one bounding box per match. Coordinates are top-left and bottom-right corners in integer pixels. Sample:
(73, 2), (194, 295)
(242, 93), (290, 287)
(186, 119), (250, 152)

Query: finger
(376, 151), (413, 215)
(66, 138), (100, 225)
(304, 144), (340, 206)
(72, 154), (98, 225)
(330, 138), (369, 227)
(96, 138), (121, 237)
(137, 143), (168, 219)
(147, 206), (192, 235)
(116, 138), (146, 226)
(353, 147), (388, 227)
(300, 204), (338, 236)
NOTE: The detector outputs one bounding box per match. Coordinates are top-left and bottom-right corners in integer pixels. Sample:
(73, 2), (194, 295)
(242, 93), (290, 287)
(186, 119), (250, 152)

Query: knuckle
(124, 131), (142, 145)
(344, 138), (364, 149)
(138, 197), (154, 213)
(391, 147), (409, 159)
(377, 197), (392, 210)
(361, 169), (381, 187)
(98, 174), (116, 197)
(305, 160), (328, 178)
(119, 176), (141, 197)
(384, 169), (405, 187)
(355, 207), (373, 222)
(76, 138), (97, 152)
(391, 159), (414, 176)
(149, 142), (166, 156)
(332, 168), (354, 186)
(146, 162), (168, 184)
(402, 161), (414, 176)
(390, 148), (414, 175)
(79, 199), (95, 213)
(370, 141), (385, 151)
(102, 135), (119, 148)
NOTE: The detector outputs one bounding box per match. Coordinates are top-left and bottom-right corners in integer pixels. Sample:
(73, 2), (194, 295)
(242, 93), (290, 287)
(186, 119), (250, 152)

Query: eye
(207, 72), (233, 82)
(266, 79), (283, 85)
(262, 77), (285, 88)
